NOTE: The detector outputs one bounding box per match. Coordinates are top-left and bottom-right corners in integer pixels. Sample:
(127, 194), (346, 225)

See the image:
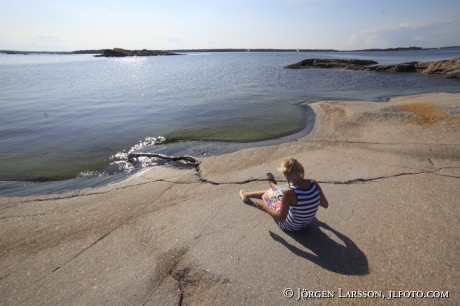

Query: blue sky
(0, 0), (459, 51)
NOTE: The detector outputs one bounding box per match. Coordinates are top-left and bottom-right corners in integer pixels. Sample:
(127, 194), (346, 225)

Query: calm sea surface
(1, 48), (459, 192)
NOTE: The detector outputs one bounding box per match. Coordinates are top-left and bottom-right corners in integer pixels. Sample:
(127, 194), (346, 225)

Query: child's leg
(242, 190), (265, 199)
(268, 180), (277, 189)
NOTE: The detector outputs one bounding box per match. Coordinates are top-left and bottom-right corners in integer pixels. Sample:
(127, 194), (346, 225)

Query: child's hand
(254, 201), (266, 211)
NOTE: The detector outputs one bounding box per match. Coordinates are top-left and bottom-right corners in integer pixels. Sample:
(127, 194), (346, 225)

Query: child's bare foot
(239, 190), (252, 204)
(266, 172), (277, 185)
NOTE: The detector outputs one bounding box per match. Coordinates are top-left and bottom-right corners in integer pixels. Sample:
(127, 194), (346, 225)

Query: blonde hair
(278, 158), (304, 176)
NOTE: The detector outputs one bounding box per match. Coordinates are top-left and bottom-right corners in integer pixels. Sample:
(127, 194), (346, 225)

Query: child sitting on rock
(240, 158), (328, 231)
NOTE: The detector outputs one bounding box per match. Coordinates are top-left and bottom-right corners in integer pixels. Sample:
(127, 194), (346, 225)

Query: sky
(0, 0), (459, 51)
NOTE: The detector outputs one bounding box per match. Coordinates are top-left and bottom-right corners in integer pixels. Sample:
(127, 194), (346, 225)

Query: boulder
(422, 58), (460, 78)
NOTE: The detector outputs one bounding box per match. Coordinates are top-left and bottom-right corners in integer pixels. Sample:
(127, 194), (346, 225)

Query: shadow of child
(270, 218), (369, 275)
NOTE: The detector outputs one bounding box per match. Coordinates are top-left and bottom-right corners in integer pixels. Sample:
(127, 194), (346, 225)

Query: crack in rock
(144, 199), (228, 305)
(196, 171), (447, 187)
(143, 247), (189, 306)
(0, 213), (46, 220)
(308, 139), (460, 146)
(170, 267), (231, 306)
(4, 187), (177, 302)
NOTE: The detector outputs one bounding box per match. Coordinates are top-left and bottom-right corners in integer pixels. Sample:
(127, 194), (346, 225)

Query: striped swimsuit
(278, 180), (320, 231)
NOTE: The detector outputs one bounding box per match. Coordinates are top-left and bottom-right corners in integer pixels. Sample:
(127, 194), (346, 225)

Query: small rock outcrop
(95, 48), (180, 57)
(284, 58), (378, 69)
(4, 51), (29, 55)
(285, 57), (460, 78)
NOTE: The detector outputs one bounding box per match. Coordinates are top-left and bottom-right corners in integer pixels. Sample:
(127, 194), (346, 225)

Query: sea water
(0, 48), (459, 194)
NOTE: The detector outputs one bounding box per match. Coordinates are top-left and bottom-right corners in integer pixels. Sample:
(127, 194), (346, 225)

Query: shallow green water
(166, 99), (305, 142)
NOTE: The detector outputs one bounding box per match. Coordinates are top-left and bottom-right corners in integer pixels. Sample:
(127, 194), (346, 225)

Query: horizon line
(1, 45), (460, 54)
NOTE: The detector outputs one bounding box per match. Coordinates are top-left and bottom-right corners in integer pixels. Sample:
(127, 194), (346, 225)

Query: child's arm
(255, 188), (295, 222)
(313, 180), (329, 209)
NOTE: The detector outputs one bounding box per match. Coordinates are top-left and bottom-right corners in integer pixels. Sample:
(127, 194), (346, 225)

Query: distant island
(95, 48), (181, 57)
(4, 51), (29, 55)
(70, 49), (106, 54)
(165, 47), (424, 53)
(348, 46), (423, 52)
(0, 50), (68, 55)
(284, 58), (460, 78)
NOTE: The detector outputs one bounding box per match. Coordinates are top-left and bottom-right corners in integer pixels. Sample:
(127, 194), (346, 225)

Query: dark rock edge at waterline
(284, 57), (460, 78)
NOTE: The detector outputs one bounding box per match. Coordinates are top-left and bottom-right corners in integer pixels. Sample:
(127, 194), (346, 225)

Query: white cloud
(346, 19), (460, 49)
(397, 22), (421, 29)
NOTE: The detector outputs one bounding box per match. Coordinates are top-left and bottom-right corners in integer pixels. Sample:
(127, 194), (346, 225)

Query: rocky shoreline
(95, 48), (181, 57)
(285, 57), (460, 78)
(1, 93), (459, 305)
